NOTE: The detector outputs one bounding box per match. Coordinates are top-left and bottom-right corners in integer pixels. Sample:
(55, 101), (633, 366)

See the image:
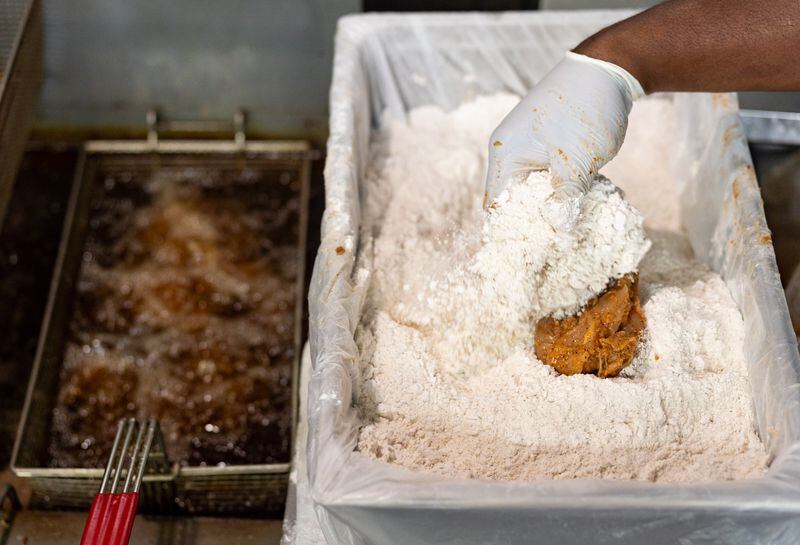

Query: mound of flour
(389, 170), (650, 376)
(356, 95), (768, 482)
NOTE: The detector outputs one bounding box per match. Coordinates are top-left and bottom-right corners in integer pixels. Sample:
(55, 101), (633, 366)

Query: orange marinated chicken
(534, 275), (645, 378)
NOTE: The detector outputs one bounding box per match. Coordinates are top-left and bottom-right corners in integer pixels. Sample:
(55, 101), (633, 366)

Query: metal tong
(79, 418), (157, 545)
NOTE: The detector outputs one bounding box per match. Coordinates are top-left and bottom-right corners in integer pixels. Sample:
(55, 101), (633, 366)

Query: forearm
(574, 0), (800, 93)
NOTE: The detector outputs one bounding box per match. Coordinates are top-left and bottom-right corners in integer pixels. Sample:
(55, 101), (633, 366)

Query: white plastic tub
(308, 11), (800, 545)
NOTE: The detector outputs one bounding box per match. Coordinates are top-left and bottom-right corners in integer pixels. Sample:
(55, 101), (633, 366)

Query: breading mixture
(355, 95), (768, 482)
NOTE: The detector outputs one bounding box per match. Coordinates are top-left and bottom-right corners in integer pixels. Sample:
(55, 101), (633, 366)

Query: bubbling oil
(48, 164), (300, 468)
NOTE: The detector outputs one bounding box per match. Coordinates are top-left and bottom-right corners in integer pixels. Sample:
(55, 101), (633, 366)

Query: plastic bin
(308, 11), (800, 545)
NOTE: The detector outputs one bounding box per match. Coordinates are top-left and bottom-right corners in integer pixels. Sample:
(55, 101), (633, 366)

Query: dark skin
(574, 0), (800, 93)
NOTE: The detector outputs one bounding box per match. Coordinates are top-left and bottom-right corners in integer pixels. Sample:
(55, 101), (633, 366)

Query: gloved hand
(485, 51), (644, 203)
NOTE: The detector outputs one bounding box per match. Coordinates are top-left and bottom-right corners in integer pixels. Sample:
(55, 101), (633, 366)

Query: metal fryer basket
(11, 138), (310, 517)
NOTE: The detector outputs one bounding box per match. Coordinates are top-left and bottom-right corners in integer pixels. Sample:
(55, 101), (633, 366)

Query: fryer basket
(12, 138), (310, 517)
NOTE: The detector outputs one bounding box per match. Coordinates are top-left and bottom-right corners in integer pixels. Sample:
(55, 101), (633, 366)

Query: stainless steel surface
(8, 510), (282, 545)
(738, 92), (800, 115)
(540, 0), (653, 7)
(36, 0), (357, 143)
(745, 119), (800, 332)
(788, 265), (800, 338)
(11, 138), (310, 516)
(0, 0), (43, 224)
(747, 141), (800, 289)
(740, 109), (800, 146)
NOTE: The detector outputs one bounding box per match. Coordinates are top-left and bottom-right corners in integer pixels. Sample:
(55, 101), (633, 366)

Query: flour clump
(388, 168), (650, 377)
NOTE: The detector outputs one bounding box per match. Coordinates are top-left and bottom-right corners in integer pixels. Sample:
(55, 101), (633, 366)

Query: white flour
(387, 171), (650, 376)
(356, 95), (768, 482)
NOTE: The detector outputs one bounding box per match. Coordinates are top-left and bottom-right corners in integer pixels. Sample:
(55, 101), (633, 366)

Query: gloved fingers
(483, 162), (507, 207)
(484, 154), (549, 206)
(484, 52), (640, 205)
(484, 132), (548, 205)
(548, 146), (593, 200)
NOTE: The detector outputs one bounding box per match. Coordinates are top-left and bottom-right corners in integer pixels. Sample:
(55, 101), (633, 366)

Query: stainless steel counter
(5, 510), (282, 545)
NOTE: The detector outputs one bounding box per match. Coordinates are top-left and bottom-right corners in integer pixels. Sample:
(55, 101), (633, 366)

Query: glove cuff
(565, 51), (645, 101)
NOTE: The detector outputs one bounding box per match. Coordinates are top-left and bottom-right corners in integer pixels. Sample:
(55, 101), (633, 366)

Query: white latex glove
(485, 51), (644, 203)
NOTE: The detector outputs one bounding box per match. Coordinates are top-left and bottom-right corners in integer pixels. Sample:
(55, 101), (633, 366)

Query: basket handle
(146, 109), (246, 150)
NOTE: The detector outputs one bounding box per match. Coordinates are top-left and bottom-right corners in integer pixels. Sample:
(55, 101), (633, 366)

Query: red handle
(79, 492), (140, 545)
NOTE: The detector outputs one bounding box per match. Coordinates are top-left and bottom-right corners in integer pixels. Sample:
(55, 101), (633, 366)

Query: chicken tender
(534, 275), (645, 377)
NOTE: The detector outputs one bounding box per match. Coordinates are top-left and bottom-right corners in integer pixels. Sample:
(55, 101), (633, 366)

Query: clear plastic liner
(308, 11), (800, 545)
(788, 265), (800, 340)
